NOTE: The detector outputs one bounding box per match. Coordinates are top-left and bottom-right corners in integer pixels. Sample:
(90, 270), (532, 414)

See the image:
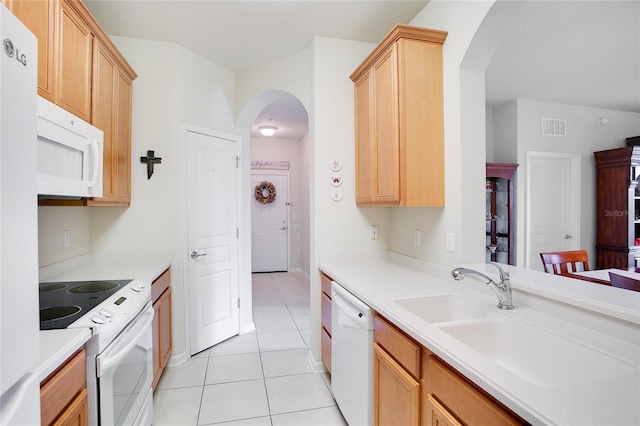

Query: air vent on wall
(541, 118), (566, 136)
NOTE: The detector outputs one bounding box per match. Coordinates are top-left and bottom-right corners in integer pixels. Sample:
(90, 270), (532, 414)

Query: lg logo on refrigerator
(3, 38), (27, 66)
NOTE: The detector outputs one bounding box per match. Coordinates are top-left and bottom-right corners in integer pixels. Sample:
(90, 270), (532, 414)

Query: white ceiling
(84, 0), (639, 140)
(486, 1), (639, 113)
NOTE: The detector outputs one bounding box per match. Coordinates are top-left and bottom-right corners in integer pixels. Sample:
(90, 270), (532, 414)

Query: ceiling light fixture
(259, 125), (277, 137)
(259, 118), (278, 137)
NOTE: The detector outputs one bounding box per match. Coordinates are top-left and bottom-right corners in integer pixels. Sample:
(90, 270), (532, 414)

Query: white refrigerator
(0, 4), (40, 425)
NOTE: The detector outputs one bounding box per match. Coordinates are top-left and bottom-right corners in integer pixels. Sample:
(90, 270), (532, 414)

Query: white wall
(309, 36), (392, 367)
(491, 101), (518, 163)
(235, 50), (313, 330)
(389, 1), (501, 265)
(250, 137), (306, 270)
(38, 207), (91, 266)
(487, 100), (640, 267)
(90, 37), (237, 364)
(300, 132), (311, 276)
(513, 99), (640, 266)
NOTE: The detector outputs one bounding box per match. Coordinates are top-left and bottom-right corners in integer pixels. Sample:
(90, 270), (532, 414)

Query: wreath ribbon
(254, 181), (277, 204)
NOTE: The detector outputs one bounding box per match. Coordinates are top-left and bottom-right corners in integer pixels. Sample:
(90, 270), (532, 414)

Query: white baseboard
(289, 267), (310, 280)
(307, 349), (327, 373)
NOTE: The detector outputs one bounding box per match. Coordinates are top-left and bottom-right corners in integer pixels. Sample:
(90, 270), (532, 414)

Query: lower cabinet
(373, 343), (420, 426)
(422, 353), (524, 426)
(40, 348), (88, 426)
(152, 268), (172, 390)
(372, 313), (526, 426)
(320, 273), (332, 372)
(374, 314), (421, 426)
(424, 393), (461, 426)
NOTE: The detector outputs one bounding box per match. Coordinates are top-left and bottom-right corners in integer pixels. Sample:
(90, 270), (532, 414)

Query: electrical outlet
(414, 229), (421, 246)
(370, 225), (378, 240)
(446, 232), (454, 252)
(63, 230), (70, 248)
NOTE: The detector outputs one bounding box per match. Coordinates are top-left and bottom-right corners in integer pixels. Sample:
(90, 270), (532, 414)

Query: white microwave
(37, 97), (103, 198)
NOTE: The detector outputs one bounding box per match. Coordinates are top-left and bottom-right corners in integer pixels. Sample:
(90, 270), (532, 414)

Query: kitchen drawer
(374, 314), (420, 379)
(151, 267), (171, 302)
(321, 291), (332, 334)
(425, 356), (523, 426)
(41, 348), (86, 426)
(321, 326), (332, 373)
(321, 272), (332, 296)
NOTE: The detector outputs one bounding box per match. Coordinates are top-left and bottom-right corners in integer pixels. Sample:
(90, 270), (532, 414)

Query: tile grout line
(194, 354), (210, 426)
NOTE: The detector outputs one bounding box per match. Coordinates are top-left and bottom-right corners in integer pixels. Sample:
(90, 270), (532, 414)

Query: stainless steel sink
(394, 295), (493, 324)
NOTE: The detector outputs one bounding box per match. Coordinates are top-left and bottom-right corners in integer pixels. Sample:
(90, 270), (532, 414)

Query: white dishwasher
(331, 281), (374, 426)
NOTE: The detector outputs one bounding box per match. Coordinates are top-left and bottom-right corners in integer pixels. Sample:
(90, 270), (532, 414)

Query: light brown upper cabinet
(350, 25), (447, 207)
(88, 39), (133, 206)
(58, 0), (93, 122)
(7, 0), (137, 207)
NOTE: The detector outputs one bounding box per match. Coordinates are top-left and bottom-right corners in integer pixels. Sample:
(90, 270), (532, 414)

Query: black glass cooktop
(39, 279), (132, 330)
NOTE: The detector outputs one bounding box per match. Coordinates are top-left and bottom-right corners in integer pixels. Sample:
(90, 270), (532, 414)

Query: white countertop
(36, 256), (171, 383)
(40, 256), (171, 284)
(319, 257), (640, 426)
(36, 329), (91, 382)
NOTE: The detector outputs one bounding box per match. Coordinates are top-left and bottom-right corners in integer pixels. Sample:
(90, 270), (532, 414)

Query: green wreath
(254, 181), (277, 204)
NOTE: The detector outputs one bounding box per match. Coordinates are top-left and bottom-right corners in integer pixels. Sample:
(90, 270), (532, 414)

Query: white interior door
(186, 126), (240, 356)
(526, 152), (581, 271)
(251, 173), (289, 272)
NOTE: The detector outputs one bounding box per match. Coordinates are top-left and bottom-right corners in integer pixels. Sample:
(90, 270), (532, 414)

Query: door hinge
(236, 227), (239, 238)
(237, 298), (240, 309)
(235, 155), (241, 168)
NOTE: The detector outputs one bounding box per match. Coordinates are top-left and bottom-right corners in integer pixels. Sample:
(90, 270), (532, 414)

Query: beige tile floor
(152, 271), (347, 425)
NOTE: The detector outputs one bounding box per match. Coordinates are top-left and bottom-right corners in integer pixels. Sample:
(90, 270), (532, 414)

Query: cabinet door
(354, 72), (374, 203)
(6, 0), (57, 101)
(425, 394), (462, 426)
(152, 296), (161, 390)
(321, 326), (331, 373)
(88, 46), (132, 207)
(91, 40), (116, 200)
(152, 287), (172, 390)
(159, 287), (173, 368)
(57, 0), (93, 122)
(371, 45), (400, 204)
(52, 388), (88, 426)
(114, 69), (132, 204)
(374, 343), (420, 426)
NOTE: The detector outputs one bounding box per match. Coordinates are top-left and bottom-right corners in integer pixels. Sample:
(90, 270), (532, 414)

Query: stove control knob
(99, 310), (112, 318)
(132, 285), (142, 292)
(92, 316), (105, 324)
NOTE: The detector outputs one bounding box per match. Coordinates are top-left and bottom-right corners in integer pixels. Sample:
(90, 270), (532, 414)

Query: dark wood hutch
(594, 146), (640, 269)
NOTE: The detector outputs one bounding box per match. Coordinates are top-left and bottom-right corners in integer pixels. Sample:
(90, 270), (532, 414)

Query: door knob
(280, 227), (287, 231)
(190, 251), (207, 259)
(565, 234), (573, 239)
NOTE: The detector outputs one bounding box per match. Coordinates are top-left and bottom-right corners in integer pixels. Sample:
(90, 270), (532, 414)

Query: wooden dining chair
(539, 250), (590, 275)
(608, 272), (640, 292)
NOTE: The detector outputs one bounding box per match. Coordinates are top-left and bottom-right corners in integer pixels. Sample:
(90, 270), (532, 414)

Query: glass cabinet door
(486, 164), (518, 265)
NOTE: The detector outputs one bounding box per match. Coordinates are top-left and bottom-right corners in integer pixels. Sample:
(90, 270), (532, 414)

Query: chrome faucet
(451, 263), (514, 310)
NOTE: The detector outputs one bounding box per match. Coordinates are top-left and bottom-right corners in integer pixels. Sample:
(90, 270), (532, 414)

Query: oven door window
(97, 306), (154, 426)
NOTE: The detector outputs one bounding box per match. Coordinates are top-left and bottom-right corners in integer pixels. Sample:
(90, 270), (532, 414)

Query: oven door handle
(97, 307), (155, 377)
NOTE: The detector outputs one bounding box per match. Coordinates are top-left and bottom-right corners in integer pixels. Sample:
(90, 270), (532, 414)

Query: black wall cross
(140, 150), (162, 179)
